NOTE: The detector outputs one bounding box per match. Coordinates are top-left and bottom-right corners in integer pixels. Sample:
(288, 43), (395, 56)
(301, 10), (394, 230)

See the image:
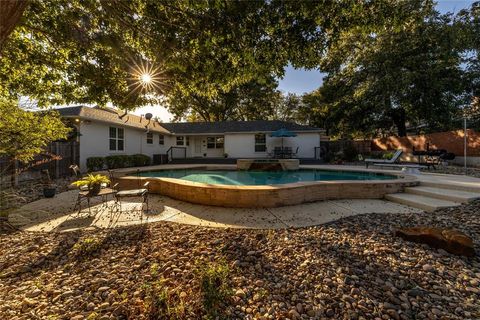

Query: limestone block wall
(114, 173), (418, 208)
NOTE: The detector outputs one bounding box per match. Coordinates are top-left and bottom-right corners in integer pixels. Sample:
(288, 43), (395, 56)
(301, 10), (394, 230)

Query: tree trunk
(0, 0), (29, 52)
(392, 108), (407, 137)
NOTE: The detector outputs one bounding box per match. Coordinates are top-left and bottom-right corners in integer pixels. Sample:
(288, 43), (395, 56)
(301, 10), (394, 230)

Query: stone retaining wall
(114, 173), (418, 208)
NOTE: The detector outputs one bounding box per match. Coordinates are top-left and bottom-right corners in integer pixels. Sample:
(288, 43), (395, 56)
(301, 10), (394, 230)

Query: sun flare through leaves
(128, 60), (167, 99)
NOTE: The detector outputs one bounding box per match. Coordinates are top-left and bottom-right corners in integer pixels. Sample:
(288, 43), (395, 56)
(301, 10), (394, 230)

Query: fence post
(55, 142), (60, 179)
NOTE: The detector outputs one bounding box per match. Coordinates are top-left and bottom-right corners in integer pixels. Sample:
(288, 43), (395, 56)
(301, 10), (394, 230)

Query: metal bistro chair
(292, 147), (299, 158)
(110, 170), (150, 214)
(69, 164), (82, 179)
(273, 146), (282, 159)
(283, 146), (292, 158)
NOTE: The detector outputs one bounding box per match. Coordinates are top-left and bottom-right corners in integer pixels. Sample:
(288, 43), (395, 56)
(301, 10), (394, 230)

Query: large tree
(167, 76), (282, 122)
(0, 98), (70, 186)
(1, 0), (431, 112)
(316, 1), (480, 138)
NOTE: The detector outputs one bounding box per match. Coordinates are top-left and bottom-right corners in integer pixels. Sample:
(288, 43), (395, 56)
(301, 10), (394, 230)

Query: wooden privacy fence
(0, 141), (79, 186)
(372, 129), (480, 156)
(324, 140), (372, 155)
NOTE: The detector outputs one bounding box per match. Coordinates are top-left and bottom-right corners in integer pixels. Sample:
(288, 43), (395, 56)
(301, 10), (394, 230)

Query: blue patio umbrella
(270, 128), (297, 148)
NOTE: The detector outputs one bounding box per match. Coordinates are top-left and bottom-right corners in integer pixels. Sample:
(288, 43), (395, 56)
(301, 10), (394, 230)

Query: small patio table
(74, 187), (117, 214)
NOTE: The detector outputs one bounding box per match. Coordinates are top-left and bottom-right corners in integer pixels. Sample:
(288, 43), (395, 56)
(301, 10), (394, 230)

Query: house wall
(225, 132), (320, 159)
(78, 121), (170, 171)
(78, 121), (323, 169)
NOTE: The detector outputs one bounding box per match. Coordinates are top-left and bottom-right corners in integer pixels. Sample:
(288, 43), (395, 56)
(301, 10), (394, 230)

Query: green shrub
(105, 155), (132, 169)
(143, 279), (187, 319)
(131, 154), (151, 167)
(343, 142), (358, 162)
(196, 260), (232, 318)
(72, 237), (102, 256)
(86, 157), (104, 172)
(382, 152), (394, 160)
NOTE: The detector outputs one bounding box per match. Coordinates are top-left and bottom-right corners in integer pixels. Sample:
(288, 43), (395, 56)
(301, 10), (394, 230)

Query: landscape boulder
(395, 227), (475, 257)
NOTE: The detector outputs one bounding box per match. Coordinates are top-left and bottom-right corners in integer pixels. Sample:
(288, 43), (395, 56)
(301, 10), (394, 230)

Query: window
(109, 127), (124, 151)
(186, 136), (190, 146)
(215, 136), (224, 148)
(176, 136), (184, 146)
(254, 133), (266, 152)
(146, 132), (153, 144)
(207, 136), (224, 149)
(159, 134), (164, 145)
(207, 137), (215, 149)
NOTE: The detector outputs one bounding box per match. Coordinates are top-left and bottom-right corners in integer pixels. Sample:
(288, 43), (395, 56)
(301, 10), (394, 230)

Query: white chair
(365, 149), (403, 168)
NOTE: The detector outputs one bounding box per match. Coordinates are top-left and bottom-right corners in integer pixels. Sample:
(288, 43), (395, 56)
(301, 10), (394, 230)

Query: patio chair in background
(69, 165), (81, 178)
(292, 147), (299, 158)
(283, 146), (293, 158)
(274, 146), (282, 159)
(365, 149), (403, 168)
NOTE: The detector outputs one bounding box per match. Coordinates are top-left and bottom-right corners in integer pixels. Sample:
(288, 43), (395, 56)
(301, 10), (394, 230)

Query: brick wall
(372, 130), (480, 156)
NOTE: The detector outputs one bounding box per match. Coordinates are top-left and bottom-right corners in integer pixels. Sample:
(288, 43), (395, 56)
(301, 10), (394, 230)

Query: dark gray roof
(56, 106), (170, 134)
(56, 106), (322, 135)
(160, 120), (321, 134)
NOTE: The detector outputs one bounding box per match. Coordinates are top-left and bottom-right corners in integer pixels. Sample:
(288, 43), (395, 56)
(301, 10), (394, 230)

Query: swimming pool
(115, 166), (416, 208)
(138, 169), (397, 186)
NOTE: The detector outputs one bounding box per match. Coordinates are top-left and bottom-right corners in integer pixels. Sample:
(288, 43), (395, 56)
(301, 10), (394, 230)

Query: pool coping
(113, 165), (419, 208)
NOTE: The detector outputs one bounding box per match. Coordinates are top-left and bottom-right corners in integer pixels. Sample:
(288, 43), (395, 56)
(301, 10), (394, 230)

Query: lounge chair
(365, 149), (403, 168)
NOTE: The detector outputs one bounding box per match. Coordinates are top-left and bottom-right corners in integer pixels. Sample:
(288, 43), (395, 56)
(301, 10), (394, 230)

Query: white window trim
(176, 136), (185, 146)
(206, 136), (224, 149)
(146, 132), (153, 145)
(254, 133), (266, 153)
(109, 126), (125, 152)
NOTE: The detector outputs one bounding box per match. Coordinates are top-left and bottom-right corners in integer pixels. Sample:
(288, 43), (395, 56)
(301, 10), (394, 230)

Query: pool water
(138, 169), (397, 186)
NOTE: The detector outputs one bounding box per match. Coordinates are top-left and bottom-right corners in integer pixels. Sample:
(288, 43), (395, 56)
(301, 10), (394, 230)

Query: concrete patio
(9, 164), (480, 232)
(9, 189), (420, 232)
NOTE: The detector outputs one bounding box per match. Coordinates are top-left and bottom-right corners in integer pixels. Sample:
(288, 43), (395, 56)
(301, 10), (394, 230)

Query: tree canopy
(167, 76), (282, 122)
(1, 0), (479, 138)
(1, 0), (434, 105)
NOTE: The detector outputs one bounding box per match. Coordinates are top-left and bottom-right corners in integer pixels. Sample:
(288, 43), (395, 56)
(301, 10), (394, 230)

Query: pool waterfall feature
(236, 159), (299, 171)
(114, 165), (418, 208)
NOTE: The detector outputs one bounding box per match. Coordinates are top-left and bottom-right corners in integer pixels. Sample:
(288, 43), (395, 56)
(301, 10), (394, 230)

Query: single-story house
(57, 106), (327, 171)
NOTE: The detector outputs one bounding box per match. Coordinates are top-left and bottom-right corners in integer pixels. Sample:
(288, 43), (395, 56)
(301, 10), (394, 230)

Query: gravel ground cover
(0, 201), (479, 320)
(425, 166), (480, 178)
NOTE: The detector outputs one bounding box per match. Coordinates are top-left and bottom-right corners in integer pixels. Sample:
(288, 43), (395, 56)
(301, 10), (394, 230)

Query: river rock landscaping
(1, 201), (479, 320)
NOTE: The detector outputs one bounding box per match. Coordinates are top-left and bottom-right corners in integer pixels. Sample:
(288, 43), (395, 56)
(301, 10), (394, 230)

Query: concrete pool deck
(9, 190), (421, 232)
(9, 164), (480, 232)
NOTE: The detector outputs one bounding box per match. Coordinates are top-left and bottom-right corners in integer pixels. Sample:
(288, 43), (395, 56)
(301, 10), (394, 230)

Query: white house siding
(180, 136), (224, 158)
(78, 121), (169, 170)
(225, 132), (320, 159)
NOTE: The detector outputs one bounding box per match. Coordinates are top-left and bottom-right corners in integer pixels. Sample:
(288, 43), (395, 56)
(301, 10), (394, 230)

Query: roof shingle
(56, 106), (322, 135)
(56, 106), (170, 134)
(160, 120), (321, 134)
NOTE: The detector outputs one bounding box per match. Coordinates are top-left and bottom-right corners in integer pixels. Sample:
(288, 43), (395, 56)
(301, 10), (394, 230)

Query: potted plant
(71, 174), (110, 195)
(41, 170), (57, 198)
